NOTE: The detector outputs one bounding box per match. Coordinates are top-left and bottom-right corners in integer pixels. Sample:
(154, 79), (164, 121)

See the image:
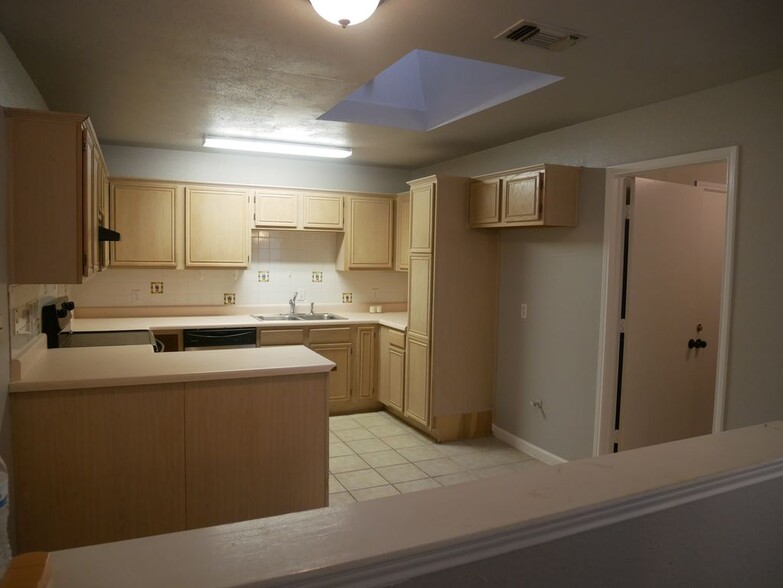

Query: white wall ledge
(45, 422), (783, 587)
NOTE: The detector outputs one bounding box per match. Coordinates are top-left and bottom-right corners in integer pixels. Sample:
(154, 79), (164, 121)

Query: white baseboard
(492, 424), (568, 465)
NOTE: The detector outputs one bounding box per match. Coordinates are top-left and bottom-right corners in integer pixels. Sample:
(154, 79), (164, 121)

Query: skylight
(318, 49), (563, 131)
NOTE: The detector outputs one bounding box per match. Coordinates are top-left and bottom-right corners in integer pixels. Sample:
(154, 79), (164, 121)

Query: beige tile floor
(329, 411), (547, 505)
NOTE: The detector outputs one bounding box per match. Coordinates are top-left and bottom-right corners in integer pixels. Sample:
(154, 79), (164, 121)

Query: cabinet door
(111, 181), (177, 267)
(388, 344), (405, 412)
(405, 335), (430, 427)
(409, 182), (434, 253)
(354, 326), (375, 400)
(395, 192), (410, 271)
(254, 191), (298, 228)
(186, 187), (250, 267)
(98, 161), (110, 271)
(311, 343), (352, 403)
(407, 254), (432, 339)
(469, 178), (501, 226)
(304, 193), (343, 230)
(503, 171), (542, 224)
(345, 197), (394, 269)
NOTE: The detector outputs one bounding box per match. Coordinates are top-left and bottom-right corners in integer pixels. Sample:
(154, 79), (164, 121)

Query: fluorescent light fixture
(203, 136), (352, 159)
(310, 0), (380, 28)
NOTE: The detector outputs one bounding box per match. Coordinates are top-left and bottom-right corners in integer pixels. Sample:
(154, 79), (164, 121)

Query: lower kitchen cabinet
(378, 326), (405, 412)
(10, 373), (329, 552)
(404, 334), (430, 427)
(256, 324), (380, 414)
(311, 343), (352, 402)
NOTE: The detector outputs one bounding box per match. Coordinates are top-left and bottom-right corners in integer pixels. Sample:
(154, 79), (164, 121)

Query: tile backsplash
(68, 231), (408, 307)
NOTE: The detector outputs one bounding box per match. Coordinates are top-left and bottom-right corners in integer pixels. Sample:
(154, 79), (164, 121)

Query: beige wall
(414, 68), (783, 460)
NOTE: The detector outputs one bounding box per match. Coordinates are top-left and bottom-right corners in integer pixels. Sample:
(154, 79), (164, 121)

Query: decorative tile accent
(312, 271), (323, 283)
(342, 292), (353, 303)
(223, 293), (236, 305)
(150, 281), (164, 294)
(258, 270), (270, 282)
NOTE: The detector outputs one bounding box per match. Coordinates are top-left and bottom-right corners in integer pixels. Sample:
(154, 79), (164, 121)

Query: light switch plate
(520, 303), (527, 319)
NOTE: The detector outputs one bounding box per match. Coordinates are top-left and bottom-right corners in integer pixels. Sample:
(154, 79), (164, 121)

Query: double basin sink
(253, 313), (348, 322)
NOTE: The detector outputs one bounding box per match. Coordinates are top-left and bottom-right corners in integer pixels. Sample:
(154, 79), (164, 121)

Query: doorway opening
(593, 147), (738, 455)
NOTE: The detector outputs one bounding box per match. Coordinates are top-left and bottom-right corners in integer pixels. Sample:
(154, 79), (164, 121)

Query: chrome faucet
(289, 291), (298, 316)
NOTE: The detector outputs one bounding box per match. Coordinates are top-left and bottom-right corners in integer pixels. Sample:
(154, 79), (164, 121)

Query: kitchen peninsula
(9, 334), (336, 553)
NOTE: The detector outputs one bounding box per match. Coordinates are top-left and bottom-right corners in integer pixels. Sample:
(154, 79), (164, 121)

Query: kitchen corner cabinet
(403, 175), (499, 442)
(395, 191), (410, 271)
(110, 180), (178, 267)
(257, 324), (379, 413)
(253, 189), (344, 231)
(469, 164), (581, 228)
(337, 195), (395, 270)
(6, 108), (109, 284)
(185, 186), (250, 267)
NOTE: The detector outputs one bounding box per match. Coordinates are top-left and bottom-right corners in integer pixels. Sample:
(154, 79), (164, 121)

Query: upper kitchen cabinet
(395, 191), (410, 271)
(336, 194), (395, 270)
(185, 186), (250, 267)
(402, 175), (499, 442)
(253, 189), (343, 231)
(5, 108), (108, 284)
(469, 164), (581, 228)
(110, 180), (178, 267)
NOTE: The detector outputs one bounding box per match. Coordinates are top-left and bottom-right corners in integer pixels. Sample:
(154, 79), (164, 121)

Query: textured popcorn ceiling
(1, 0), (781, 168)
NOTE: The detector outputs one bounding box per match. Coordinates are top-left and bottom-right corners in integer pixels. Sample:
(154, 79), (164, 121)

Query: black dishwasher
(183, 328), (257, 350)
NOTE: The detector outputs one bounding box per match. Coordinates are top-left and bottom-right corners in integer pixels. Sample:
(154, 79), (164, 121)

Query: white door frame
(592, 146), (739, 456)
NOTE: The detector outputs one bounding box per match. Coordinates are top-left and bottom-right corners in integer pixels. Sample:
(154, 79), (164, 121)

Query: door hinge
(619, 319), (626, 333)
(624, 204), (631, 219)
(612, 429), (620, 444)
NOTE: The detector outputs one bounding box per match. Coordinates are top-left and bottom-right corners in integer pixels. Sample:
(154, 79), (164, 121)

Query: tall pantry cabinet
(403, 175), (499, 442)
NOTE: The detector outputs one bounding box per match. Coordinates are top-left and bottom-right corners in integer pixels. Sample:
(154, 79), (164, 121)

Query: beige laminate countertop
(9, 344), (334, 393)
(70, 311), (408, 332)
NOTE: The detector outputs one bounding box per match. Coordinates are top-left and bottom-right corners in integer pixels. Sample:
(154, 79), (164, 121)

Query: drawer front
(388, 328), (406, 349)
(309, 327), (352, 344)
(257, 329), (305, 346)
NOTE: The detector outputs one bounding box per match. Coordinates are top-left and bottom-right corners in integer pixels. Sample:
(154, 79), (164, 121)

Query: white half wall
(414, 68), (783, 460)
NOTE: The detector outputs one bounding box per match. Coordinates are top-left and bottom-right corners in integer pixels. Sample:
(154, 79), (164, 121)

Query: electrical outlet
(223, 293), (236, 305)
(297, 289), (306, 302)
(342, 292), (353, 303)
(150, 282), (164, 294)
(258, 270), (270, 283)
(520, 303), (527, 319)
(13, 304), (31, 334)
(311, 271), (323, 283)
(371, 288), (379, 301)
(131, 290), (140, 304)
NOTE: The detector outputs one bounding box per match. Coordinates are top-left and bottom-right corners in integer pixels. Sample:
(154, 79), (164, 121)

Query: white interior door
(618, 178), (726, 451)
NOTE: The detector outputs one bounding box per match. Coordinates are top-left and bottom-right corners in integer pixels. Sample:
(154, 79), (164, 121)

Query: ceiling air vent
(497, 19), (585, 51)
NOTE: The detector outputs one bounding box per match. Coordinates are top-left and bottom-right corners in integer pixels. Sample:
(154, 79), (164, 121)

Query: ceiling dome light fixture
(310, 0), (381, 28)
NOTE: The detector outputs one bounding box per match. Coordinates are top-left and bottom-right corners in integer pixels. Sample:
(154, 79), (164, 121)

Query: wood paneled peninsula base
(10, 343), (332, 553)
